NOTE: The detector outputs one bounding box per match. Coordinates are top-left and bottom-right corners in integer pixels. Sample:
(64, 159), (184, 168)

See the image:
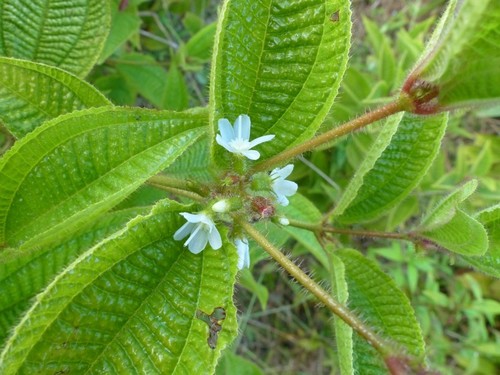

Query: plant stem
(147, 176), (204, 201)
(148, 174), (208, 196)
(238, 218), (393, 356)
(287, 219), (409, 242)
(251, 95), (411, 173)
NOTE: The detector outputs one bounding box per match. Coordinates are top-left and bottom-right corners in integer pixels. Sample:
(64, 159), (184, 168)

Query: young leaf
(0, 207), (147, 347)
(0, 107), (206, 249)
(334, 113), (448, 223)
(210, 0), (352, 163)
(420, 210), (488, 256)
(405, 0), (500, 110)
(335, 249), (426, 372)
(420, 179), (478, 230)
(0, 57), (111, 138)
(0, 0), (111, 77)
(0, 199), (238, 373)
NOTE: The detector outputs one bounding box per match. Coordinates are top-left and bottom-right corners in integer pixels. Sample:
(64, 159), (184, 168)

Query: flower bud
(212, 199), (230, 213)
(278, 217), (290, 226)
(251, 196), (275, 219)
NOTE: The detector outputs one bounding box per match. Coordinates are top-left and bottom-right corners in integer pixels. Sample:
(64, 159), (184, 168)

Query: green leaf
(0, 207), (147, 347)
(0, 199), (238, 373)
(184, 22), (217, 64)
(0, 106), (206, 249)
(210, 0), (352, 163)
(98, 1), (142, 63)
(459, 204), (500, 277)
(330, 252), (354, 375)
(420, 210), (488, 256)
(0, 57), (111, 138)
(164, 135), (213, 182)
(408, 0), (500, 108)
(282, 194), (328, 268)
(335, 113), (448, 224)
(216, 351), (264, 375)
(0, 0), (111, 77)
(164, 63), (189, 111)
(336, 249), (425, 372)
(420, 179), (478, 230)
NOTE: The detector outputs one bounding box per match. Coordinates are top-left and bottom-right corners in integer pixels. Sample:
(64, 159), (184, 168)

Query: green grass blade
(0, 57), (111, 138)
(335, 113), (447, 224)
(210, 0), (352, 163)
(0, 199), (238, 373)
(0, 107), (206, 249)
(0, 207), (147, 347)
(0, 0), (111, 77)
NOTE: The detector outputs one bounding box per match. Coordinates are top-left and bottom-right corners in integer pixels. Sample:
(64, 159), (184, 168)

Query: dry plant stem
(251, 96), (412, 173)
(238, 218), (392, 357)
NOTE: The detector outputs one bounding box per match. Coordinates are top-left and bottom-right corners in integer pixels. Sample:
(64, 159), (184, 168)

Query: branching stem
(238, 218), (393, 357)
(147, 175), (204, 201)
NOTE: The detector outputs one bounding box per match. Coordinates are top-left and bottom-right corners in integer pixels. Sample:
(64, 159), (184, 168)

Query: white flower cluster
(174, 114), (298, 270)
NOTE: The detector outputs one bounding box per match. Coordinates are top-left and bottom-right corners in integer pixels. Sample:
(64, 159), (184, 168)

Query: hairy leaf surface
(0, 200), (238, 373)
(0, 208), (146, 347)
(0, 107), (206, 248)
(0, 57), (111, 137)
(210, 0), (352, 163)
(335, 113), (447, 224)
(0, 0), (111, 77)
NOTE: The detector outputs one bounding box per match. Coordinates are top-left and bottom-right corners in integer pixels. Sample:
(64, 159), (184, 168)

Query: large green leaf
(0, 207), (147, 347)
(0, 107), (206, 249)
(0, 57), (111, 138)
(407, 0), (500, 109)
(210, 0), (352, 163)
(0, 199), (238, 373)
(334, 113), (448, 224)
(335, 249), (425, 373)
(0, 0), (111, 77)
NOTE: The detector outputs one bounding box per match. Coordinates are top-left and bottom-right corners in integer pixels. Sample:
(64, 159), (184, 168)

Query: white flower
(235, 238), (250, 270)
(174, 212), (222, 254)
(216, 114), (275, 160)
(270, 164), (298, 206)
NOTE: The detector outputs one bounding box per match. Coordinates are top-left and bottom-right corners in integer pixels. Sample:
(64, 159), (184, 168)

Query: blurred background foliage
(1, 0), (499, 373)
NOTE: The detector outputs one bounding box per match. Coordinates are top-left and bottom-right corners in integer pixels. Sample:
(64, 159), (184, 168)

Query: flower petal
(273, 180), (298, 196)
(216, 134), (235, 152)
(236, 238), (250, 270)
(218, 118), (234, 142)
(248, 134), (275, 148)
(174, 221), (194, 240)
(276, 194), (290, 206)
(187, 227), (209, 254)
(242, 149), (260, 160)
(208, 226), (222, 250)
(179, 212), (204, 223)
(234, 114), (251, 141)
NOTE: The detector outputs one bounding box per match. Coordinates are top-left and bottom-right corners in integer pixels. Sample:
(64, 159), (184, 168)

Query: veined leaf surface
(0, 0), (111, 77)
(0, 107), (206, 249)
(210, 0), (352, 163)
(0, 199), (238, 374)
(0, 57), (111, 138)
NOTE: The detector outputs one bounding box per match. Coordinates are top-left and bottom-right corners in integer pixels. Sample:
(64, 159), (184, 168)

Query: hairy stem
(238, 219), (393, 356)
(251, 95), (412, 172)
(147, 176), (204, 201)
(148, 174), (208, 196)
